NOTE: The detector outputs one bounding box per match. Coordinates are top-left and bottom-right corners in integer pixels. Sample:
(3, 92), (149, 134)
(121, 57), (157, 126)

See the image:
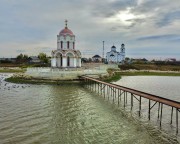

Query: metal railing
(80, 75), (180, 134)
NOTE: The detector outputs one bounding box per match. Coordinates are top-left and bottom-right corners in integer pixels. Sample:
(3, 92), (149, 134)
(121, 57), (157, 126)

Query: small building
(165, 58), (176, 62)
(81, 58), (88, 63)
(92, 55), (102, 62)
(51, 20), (81, 68)
(131, 58), (148, 63)
(0, 58), (16, 63)
(29, 56), (41, 63)
(106, 44), (125, 63)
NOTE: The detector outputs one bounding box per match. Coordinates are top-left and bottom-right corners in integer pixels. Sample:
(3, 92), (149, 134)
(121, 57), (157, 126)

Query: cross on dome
(59, 20), (74, 36)
(65, 19), (68, 28)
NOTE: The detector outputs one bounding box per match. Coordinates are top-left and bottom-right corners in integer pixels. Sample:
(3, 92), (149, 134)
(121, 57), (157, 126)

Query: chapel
(51, 20), (81, 68)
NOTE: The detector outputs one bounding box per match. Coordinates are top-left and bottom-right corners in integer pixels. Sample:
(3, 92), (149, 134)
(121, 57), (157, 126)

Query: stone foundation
(25, 64), (118, 80)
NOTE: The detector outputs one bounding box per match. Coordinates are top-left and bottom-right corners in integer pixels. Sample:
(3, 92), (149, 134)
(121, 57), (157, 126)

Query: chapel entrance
(56, 53), (62, 67)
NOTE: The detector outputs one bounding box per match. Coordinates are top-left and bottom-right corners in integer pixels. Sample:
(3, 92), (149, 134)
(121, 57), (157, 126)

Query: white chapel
(106, 44), (125, 63)
(51, 20), (81, 68)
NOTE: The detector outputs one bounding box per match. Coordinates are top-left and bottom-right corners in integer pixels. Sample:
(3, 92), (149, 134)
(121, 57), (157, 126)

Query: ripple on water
(0, 74), (179, 143)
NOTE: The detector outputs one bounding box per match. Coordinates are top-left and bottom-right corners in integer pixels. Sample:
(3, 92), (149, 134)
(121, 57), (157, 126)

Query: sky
(0, 0), (180, 60)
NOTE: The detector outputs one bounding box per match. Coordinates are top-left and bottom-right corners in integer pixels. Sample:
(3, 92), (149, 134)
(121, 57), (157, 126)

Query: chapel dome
(59, 20), (74, 36)
(59, 28), (74, 36)
(111, 45), (116, 48)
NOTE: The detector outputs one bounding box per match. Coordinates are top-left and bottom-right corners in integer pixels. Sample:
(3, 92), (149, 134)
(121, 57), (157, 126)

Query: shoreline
(5, 75), (82, 85)
(4, 71), (121, 84)
(0, 68), (25, 73)
(3, 69), (180, 84)
(115, 70), (180, 76)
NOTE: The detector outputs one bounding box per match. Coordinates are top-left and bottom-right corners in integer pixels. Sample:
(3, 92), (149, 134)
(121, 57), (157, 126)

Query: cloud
(156, 11), (180, 27)
(137, 34), (180, 42)
(0, 0), (180, 59)
(89, 0), (136, 18)
(16, 50), (26, 53)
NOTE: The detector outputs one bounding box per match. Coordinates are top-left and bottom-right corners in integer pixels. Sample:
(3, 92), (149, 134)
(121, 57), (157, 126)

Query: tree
(125, 57), (130, 61)
(38, 53), (48, 64)
(88, 58), (92, 62)
(23, 54), (28, 60)
(16, 53), (29, 63)
(16, 53), (24, 60)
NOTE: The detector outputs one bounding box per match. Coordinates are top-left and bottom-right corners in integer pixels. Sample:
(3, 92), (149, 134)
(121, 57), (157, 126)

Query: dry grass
(119, 64), (180, 71)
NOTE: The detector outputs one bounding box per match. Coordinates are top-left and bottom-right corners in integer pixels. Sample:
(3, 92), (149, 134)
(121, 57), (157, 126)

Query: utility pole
(103, 41), (104, 63)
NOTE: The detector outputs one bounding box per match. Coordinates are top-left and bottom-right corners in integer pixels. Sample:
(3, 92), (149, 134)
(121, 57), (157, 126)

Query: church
(106, 44), (125, 63)
(51, 20), (81, 68)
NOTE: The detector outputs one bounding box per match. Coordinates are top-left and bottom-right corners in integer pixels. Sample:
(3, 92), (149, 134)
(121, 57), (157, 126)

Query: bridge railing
(80, 75), (180, 134)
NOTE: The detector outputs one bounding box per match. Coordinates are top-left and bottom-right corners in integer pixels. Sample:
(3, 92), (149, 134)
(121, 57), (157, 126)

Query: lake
(114, 76), (180, 101)
(0, 74), (179, 143)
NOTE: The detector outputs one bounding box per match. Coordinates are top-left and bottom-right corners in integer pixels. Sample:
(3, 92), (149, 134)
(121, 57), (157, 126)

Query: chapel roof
(59, 20), (74, 36)
(111, 45), (116, 48)
(92, 55), (101, 58)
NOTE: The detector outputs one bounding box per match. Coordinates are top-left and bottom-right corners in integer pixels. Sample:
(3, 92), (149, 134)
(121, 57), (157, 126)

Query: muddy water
(0, 74), (179, 143)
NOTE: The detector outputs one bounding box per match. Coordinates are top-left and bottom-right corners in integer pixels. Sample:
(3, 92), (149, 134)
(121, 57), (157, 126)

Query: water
(114, 76), (180, 101)
(113, 76), (180, 141)
(0, 74), (179, 144)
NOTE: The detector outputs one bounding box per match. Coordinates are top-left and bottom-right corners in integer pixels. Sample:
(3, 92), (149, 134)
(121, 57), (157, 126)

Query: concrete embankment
(24, 65), (118, 80)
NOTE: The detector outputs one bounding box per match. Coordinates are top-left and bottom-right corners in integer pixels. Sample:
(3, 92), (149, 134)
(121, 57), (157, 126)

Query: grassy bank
(102, 68), (180, 83)
(5, 77), (54, 84)
(119, 64), (180, 71)
(101, 73), (121, 82)
(100, 69), (122, 82)
(0, 66), (26, 73)
(116, 71), (180, 76)
(0, 69), (25, 73)
(0, 68), (25, 73)
(5, 76), (81, 85)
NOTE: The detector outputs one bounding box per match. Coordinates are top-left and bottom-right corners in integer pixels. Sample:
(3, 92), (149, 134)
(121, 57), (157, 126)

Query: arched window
(61, 41), (63, 49)
(67, 41), (70, 49)
(67, 56), (70, 66)
(73, 42), (75, 49)
(60, 57), (62, 66)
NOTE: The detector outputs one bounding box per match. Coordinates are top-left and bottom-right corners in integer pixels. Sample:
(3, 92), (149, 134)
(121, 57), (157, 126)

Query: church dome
(59, 20), (74, 36)
(111, 45), (116, 48)
(59, 28), (74, 36)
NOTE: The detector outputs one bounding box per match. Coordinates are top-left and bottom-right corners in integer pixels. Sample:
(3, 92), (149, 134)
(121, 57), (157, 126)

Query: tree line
(16, 53), (49, 64)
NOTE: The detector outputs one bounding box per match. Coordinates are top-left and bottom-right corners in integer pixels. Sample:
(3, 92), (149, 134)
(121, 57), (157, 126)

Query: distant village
(0, 53), (179, 66)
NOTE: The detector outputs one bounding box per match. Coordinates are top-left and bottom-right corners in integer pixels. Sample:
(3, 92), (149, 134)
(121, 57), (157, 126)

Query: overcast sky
(0, 0), (180, 60)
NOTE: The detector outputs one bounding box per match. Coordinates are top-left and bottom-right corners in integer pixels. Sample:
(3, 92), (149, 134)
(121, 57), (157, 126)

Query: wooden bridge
(80, 75), (180, 134)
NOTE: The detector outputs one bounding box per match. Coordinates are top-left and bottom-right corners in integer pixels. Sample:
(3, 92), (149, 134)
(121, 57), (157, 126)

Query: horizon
(0, 0), (180, 59)
(1, 55), (180, 62)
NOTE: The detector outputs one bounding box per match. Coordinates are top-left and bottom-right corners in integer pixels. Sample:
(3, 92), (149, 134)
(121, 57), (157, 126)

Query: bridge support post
(160, 103), (163, 128)
(103, 84), (106, 99)
(139, 97), (141, 117)
(118, 89), (120, 105)
(107, 85), (109, 100)
(113, 87), (115, 103)
(126, 92), (127, 104)
(158, 102), (160, 119)
(131, 93), (133, 110)
(176, 108), (178, 134)
(124, 91), (125, 108)
(149, 100), (151, 120)
(171, 107), (173, 124)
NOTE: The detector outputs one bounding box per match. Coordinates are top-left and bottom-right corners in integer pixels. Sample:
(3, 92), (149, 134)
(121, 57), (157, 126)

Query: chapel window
(67, 41), (70, 49)
(61, 41), (63, 49)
